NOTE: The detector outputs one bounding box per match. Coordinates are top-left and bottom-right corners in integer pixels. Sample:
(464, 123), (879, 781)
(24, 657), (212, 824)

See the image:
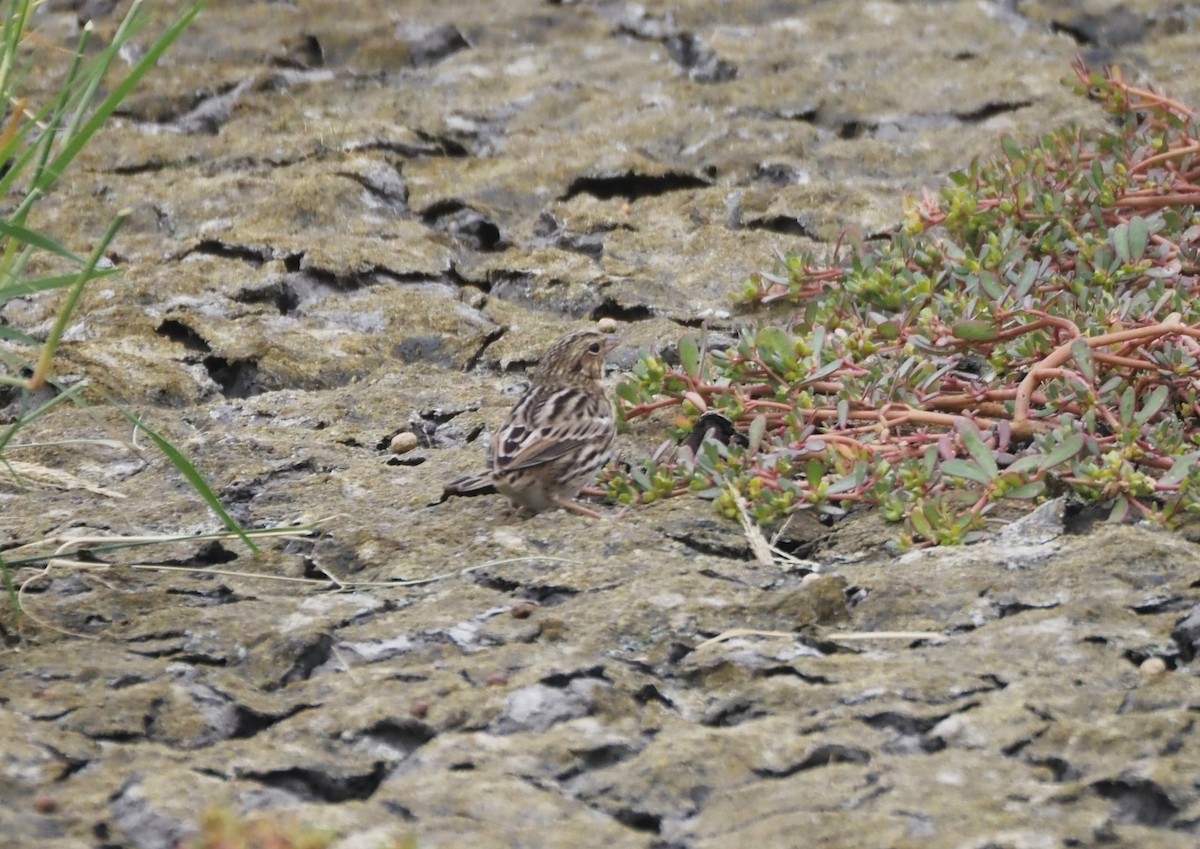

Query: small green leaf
(1119, 386), (1136, 427)
(1001, 135), (1022, 159)
(951, 319), (999, 342)
(956, 419), (999, 478)
(755, 326), (794, 371)
(876, 320), (901, 340)
(1134, 385), (1169, 425)
(678, 334), (701, 379)
(747, 414), (767, 453)
(806, 459), (825, 489)
(615, 381), (642, 404)
(1160, 453), (1198, 486)
(1007, 455), (1043, 475)
(1039, 433), (1085, 470)
(1110, 221), (1131, 262)
(909, 506), (934, 539)
(1014, 259), (1039, 300)
(807, 358), (844, 383)
(1007, 481), (1046, 499)
(827, 463), (868, 494)
(1070, 339), (1095, 383)
(1126, 215), (1149, 260)
(942, 459), (992, 485)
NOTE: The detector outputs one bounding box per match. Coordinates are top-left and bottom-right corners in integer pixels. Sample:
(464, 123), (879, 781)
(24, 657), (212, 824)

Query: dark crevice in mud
(1121, 647), (1178, 671)
(541, 667), (608, 688)
(187, 239), (271, 266)
(769, 534), (821, 561)
(160, 540), (239, 569)
(1131, 595), (1192, 615)
(559, 742), (639, 778)
(837, 120), (869, 140)
(385, 454), (426, 468)
(235, 279), (302, 314)
(1029, 755), (1081, 782)
(1094, 776), (1180, 826)
(860, 711), (939, 737)
(524, 584), (579, 606)
(755, 744), (872, 778)
(421, 200), (504, 251)
(51, 753), (92, 782)
(156, 319), (212, 353)
(463, 325), (506, 373)
(663, 529), (753, 561)
(475, 573), (521, 593)
(742, 215), (816, 238)
(633, 684), (674, 709)
(761, 665), (833, 685)
(221, 460), (318, 505)
(275, 633), (335, 690)
(230, 704), (310, 740)
(612, 808), (662, 834)
(336, 167), (409, 209)
(361, 717), (437, 756)
(273, 33), (325, 69)
(995, 598), (1060, 618)
(391, 404), (486, 451)
(956, 100), (1033, 122)
(590, 297), (654, 322)
(380, 800), (418, 821)
(242, 762), (389, 803)
(203, 355), (262, 398)
(702, 700), (767, 727)
(562, 171), (710, 202)
(110, 156), (186, 175)
(345, 131), (469, 159)
(531, 212), (631, 258)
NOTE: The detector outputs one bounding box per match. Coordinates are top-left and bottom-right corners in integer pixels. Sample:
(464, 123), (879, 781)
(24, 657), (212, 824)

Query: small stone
(410, 699), (430, 719)
(511, 601), (538, 619)
(1139, 656), (1167, 680)
(596, 317), (619, 334)
(389, 431), (419, 454)
(33, 795), (58, 814)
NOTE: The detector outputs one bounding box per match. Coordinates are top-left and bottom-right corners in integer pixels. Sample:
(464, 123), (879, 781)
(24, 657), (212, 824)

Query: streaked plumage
(443, 328), (617, 517)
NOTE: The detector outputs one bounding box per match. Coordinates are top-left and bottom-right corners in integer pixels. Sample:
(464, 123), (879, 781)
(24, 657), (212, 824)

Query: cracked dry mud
(2, 1), (1199, 848)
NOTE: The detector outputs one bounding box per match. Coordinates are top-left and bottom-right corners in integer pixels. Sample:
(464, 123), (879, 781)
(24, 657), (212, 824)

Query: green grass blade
(38, 1), (209, 195)
(31, 211), (126, 386)
(0, 217), (92, 265)
(105, 399), (261, 554)
(0, 267), (120, 300)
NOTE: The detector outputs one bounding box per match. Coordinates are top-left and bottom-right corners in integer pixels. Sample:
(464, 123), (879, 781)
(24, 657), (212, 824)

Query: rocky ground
(2, 1), (1199, 847)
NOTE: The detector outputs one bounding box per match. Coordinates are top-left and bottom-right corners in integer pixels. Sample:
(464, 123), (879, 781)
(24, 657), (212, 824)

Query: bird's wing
(494, 387), (612, 472)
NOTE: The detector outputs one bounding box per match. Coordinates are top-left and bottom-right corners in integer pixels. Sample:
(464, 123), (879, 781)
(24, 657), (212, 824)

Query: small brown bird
(443, 328), (618, 518)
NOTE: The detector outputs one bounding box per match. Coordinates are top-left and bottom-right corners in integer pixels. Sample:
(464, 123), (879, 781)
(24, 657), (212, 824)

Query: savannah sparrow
(443, 328), (618, 518)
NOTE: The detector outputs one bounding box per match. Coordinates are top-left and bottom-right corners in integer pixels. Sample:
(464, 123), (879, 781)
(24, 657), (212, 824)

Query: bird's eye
(587, 342), (602, 354)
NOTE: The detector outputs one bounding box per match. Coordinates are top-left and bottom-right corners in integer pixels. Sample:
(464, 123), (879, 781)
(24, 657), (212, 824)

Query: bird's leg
(555, 498), (606, 519)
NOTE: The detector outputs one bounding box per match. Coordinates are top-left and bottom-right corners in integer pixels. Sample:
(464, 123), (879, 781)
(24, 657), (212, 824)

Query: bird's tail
(441, 473), (498, 499)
